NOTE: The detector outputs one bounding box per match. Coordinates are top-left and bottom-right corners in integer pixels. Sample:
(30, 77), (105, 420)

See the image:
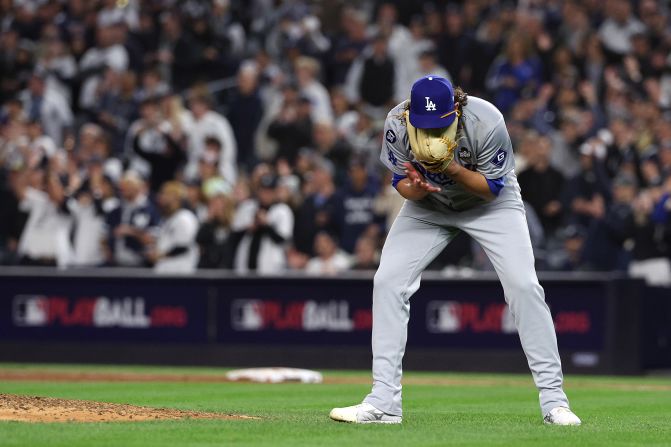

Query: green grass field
(0, 363), (670, 447)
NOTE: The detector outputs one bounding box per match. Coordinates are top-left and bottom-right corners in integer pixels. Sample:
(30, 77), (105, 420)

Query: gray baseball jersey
(380, 96), (515, 211)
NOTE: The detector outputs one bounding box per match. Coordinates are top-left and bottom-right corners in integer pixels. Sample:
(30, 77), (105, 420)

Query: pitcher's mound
(0, 394), (257, 423)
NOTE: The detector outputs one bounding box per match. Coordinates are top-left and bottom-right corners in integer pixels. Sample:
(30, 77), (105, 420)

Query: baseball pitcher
(330, 75), (581, 426)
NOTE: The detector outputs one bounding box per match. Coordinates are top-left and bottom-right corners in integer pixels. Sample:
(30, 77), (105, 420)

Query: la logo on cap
(425, 97), (436, 111)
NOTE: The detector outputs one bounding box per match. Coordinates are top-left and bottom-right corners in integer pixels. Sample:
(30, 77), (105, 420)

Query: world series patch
(458, 147), (471, 160)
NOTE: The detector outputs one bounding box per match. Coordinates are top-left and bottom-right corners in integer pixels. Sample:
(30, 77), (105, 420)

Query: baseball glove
(404, 110), (459, 173)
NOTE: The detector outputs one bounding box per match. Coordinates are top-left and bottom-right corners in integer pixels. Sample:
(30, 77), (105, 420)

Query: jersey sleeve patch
(385, 129), (397, 143)
(489, 148), (507, 168)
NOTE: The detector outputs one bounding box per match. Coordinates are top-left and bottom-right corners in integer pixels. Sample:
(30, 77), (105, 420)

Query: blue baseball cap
(409, 75), (457, 129)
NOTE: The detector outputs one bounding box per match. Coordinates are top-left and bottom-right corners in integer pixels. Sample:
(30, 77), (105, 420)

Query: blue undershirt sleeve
(486, 176), (505, 197)
(392, 173), (406, 189)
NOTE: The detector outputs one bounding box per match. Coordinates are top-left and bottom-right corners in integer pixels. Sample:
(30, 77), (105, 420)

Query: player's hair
(454, 86), (468, 110)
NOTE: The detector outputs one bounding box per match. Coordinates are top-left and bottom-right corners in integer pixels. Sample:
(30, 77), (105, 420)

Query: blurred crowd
(0, 0), (670, 283)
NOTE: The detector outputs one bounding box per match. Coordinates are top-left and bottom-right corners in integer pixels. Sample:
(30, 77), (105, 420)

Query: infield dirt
(0, 394), (257, 423)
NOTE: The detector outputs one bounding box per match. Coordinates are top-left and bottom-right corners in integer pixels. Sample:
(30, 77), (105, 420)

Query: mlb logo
(13, 295), (49, 327)
(426, 301), (461, 333)
(231, 299), (264, 331)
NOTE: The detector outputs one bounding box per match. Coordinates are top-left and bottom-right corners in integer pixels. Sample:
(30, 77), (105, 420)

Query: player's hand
(403, 162), (441, 193)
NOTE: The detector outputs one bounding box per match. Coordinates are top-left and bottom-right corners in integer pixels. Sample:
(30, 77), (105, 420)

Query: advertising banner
(0, 277), (209, 342)
(0, 275), (610, 352)
(217, 279), (607, 351)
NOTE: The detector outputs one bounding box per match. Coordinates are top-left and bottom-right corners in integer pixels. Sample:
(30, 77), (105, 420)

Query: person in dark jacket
(131, 98), (187, 193)
(339, 157), (382, 253)
(293, 159), (343, 256)
(518, 133), (565, 235)
(196, 179), (237, 269)
(227, 64), (263, 171)
(345, 34), (396, 110)
(267, 84), (313, 165)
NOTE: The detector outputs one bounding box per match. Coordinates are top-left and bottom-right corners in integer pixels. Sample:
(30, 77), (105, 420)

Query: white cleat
(543, 407), (582, 426)
(329, 403), (402, 424)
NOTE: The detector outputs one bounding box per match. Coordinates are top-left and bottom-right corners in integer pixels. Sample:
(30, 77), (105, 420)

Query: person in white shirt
(20, 73), (73, 146)
(295, 56), (333, 125)
(232, 174), (294, 274)
(34, 35), (78, 104)
(182, 92), (238, 185)
(305, 231), (351, 276)
(598, 0), (646, 55)
(66, 162), (111, 267)
(14, 166), (73, 267)
(78, 24), (129, 110)
(26, 120), (57, 159)
(149, 181), (199, 273)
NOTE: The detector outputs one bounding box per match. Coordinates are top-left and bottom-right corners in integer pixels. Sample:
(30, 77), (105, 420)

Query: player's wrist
(444, 161), (462, 177)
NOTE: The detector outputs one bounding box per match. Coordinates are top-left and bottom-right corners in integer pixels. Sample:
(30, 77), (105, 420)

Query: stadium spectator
(339, 157), (381, 253)
(266, 84), (313, 165)
(294, 56), (333, 124)
(486, 33), (542, 114)
(78, 22), (129, 111)
(599, 0), (646, 57)
(13, 156), (73, 267)
(149, 181), (199, 273)
(349, 235), (379, 271)
(293, 158), (343, 256)
(311, 121), (352, 185)
(327, 7), (369, 86)
(196, 178), (236, 269)
(34, 27), (77, 104)
(330, 86), (359, 138)
(19, 72), (73, 146)
(66, 160), (109, 267)
(232, 173), (294, 273)
(183, 90), (237, 185)
(368, 3), (411, 69)
(91, 69), (138, 150)
(113, 171), (159, 267)
(398, 18), (450, 98)
(344, 110), (379, 171)
(518, 132), (565, 235)
(227, 63), (263, 171)
(129, 98), (186, 193)
(438, 5), (474, 88)
(305, 231), (351, 275)
(157, 10), (200, 91)
(581, 174), (637, 271)
(563, 142), (612, 230)
(344, 34), (397, 117)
